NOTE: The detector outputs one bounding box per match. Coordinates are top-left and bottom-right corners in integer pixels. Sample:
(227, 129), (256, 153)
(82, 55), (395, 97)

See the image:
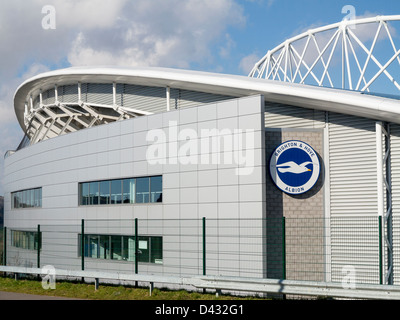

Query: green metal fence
(1, 217), (390, 286)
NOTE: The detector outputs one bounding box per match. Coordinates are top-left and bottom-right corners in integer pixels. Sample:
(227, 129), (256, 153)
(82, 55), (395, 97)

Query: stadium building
(3, 16), (400, 287)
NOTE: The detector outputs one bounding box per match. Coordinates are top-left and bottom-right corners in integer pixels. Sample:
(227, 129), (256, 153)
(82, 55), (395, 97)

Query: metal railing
(1, 265), (400, 300)
(1, 217), (397, 299)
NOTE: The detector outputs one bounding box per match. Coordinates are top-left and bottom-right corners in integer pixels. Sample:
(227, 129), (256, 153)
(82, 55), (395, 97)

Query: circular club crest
(269, 140), (320, 195)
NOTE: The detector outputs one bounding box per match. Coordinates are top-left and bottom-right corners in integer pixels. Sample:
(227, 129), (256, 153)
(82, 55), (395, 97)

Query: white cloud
(219, 34), (236, 59)
(239, 53), (260, 74)
(66, 0), (245, 68)
(49, 0), (128, 30)
(0, 0), (247, 195)
(0, 63), (50, 194)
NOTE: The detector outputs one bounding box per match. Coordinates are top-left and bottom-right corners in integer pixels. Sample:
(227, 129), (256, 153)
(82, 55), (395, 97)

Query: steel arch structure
(249, 15), (400, 94)
(20, 83), (153, 146)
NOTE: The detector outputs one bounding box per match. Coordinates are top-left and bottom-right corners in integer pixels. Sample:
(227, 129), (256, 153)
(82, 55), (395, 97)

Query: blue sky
(1, 0), (400, 195)
(197, 0), (400, 75)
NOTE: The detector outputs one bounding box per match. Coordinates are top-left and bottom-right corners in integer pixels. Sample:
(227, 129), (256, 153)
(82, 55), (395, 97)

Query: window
(150, 176), (163, 203)
(79, 234), (162, 264)
(122, 236), (135, 262)
(123, 178), (135, 204)
(99, 181), (110, 205)
(79, 176), (162, 206)
(136, 177), (149, 203)
(99, 235), (110, 259)
(80, 183), (89, 205)
(11, 188), (42, 209)
(110, 180), (122, 204)
(11, 230), (39, 250)
(89, 182), (99, 205)
(111, 235), (122, 260)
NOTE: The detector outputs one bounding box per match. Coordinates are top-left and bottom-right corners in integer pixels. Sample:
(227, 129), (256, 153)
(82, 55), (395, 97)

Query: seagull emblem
(276, 161), (313, 174)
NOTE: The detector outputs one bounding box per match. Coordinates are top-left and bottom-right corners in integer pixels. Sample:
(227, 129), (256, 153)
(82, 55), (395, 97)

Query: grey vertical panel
(123, 84), (166, 113)
(330, 217), (380, 284)
(116, 83), (123, 106)
(43, 88), (55, 105)
(265, 102), (325, 128)
(328, 113), (377, 216)
(87, 83), (113, 105)
(177, 89), (233, 109)
(329, 112), (379, 284)
(62, 84), (79, 103)
(81, 83), (88, 103)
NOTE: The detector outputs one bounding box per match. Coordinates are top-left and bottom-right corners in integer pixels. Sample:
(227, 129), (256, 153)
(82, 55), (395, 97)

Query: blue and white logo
(269, 140), (320, 195)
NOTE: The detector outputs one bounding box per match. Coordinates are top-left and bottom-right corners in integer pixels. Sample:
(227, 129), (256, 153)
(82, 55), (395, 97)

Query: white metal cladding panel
(170, 88), (234, 110)
(86, 83), (113, 106)
(330, 217), (380, 284)
(390, 123), (400, 284)
(264, 102), (326, 128)
(328, 113), (377, 216)
(328, 113), (379, 284)
(122, 84), (166, 113)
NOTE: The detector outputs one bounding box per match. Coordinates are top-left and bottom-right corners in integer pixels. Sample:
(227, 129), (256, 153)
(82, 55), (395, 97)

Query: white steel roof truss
(251, 15), (400, 94)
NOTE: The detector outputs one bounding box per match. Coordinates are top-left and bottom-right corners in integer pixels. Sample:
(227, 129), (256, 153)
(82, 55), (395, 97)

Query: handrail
(1, 265), (400, 300)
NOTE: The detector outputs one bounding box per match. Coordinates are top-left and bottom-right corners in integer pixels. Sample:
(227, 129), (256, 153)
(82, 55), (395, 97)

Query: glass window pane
(22, 190), (27, 208)
(88, 235), (99, 258)
(80, 183), (89, 205)
(111, 236), (122, 260)
(99, 181), (110, 205)
(16, 231), (19, 247)
(89, 182), (99, 205)
(151, 237), (163, 263)
(99, 235), (110, 259)
(136, 178), (149, 203)
(138, 236), (149, 262)
(28, 232), (35, 250)
(111, 180), (122, 204)
(26, 190), (31, 208)
(30, 190), (34, 208)
(18, 192), (22, 208)
(34, 232), (39, 251)
(34, 189), (40, 207)
(83, 235), (90, 257)
(123, 179), (135, 204)
(122, 236), (135, 262)
(38, 188), (42, 207)
(150, 176), (163, 203)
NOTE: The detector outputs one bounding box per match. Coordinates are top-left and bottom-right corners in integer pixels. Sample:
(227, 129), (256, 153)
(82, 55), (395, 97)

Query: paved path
(0, 291), (82, 300)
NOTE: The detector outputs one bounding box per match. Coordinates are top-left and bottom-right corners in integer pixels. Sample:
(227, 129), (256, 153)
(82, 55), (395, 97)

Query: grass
(0, 275), (268, 300)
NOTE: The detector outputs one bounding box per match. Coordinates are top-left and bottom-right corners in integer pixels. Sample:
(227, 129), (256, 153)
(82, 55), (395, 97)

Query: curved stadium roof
(14, 66), (400, 132)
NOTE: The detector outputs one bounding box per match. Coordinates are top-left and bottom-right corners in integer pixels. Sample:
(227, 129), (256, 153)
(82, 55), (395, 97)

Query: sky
(1, 0), (400, 196)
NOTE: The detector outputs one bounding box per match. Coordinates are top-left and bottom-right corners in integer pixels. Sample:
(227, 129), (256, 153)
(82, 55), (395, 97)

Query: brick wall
(265, 129), (325, 281)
